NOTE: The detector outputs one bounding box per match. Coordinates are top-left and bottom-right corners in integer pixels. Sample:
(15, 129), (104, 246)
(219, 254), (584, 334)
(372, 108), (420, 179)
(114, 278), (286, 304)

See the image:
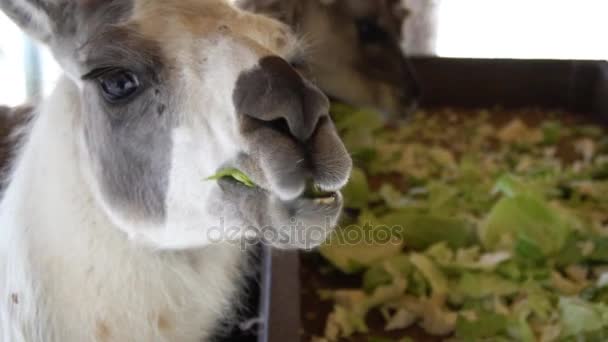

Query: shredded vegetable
(315, 105), (608, 341)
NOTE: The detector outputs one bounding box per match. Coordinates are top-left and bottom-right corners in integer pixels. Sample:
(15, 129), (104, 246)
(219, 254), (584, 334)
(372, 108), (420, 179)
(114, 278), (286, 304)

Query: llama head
(237, 0), (420, 118)
(0, 0), (352, 250)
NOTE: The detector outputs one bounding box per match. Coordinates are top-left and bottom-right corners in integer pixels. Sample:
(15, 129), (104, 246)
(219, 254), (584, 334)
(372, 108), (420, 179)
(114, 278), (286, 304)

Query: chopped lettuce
(455, 311), (509, 339)
(363, 255), (412, 292)
(316, 107), (608, 341)
(456, 273), (519, 299)
(341, 167), (370, 209)
(559, 297), (608, 337)
(382, 212), (475, 250)
(410, 253), (448, 295)
(320, 221), (404, 274)
(480, 193), (571, 256)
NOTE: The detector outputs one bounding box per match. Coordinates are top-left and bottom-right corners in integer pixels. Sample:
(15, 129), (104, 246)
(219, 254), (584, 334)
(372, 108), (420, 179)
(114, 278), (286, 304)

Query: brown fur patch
(157, 314), (172, 331)
(95, 321), (111, 341)
(132, 0), (296, 62)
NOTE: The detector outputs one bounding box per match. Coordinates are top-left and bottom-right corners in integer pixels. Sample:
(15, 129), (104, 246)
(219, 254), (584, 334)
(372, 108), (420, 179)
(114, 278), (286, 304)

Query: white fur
(0, 76), (245, 342)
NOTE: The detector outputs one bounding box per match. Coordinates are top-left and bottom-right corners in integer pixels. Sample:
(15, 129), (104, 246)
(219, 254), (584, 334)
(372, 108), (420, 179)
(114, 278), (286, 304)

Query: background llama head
(237, 0), (421, 117)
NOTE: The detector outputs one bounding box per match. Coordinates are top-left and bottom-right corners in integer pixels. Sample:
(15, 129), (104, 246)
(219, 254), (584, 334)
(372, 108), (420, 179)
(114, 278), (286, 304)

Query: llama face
(237, 0), (420, 117)
(0, 0), (352, 250)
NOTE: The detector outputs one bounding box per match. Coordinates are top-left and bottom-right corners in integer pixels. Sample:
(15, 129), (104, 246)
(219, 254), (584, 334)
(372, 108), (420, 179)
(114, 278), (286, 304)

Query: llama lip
(308, 192), (339, 205)
(216, 175), (342, 207)
(302, 181), (335, 199)
(301, 184), (339, 205)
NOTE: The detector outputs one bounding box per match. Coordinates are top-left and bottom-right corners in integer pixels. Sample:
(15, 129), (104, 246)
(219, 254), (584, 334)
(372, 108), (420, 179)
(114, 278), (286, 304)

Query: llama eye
(97, 69), (141, 103)
(289, 56), (309, 72)
(355, 18), (389, 44)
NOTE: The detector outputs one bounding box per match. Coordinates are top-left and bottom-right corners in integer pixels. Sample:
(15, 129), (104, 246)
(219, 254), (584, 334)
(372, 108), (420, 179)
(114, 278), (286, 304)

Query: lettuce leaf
(455, 311), (509, 339)
(480, 194), (571, 256)
(559, 297), (608, 338)
(381, 212), (475, 250)
(206, 168), (256, 187)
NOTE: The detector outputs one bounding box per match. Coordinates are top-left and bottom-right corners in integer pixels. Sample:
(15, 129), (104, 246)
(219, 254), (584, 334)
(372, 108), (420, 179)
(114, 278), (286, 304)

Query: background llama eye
(355, 18), (389, 44)
(289, 55), (309, 73)
(97, 69), (141, 103)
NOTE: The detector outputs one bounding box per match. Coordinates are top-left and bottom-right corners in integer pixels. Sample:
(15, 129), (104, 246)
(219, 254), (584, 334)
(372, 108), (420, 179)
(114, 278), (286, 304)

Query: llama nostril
(233, 56), (328, 143)
(289, 84), (328, 142)
(265, 117), (293, 137)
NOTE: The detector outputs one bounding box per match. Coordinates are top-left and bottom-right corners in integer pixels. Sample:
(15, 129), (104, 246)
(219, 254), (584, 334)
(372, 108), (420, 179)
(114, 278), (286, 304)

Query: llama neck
(2, 77), (110, 256)
(0, 77), (245, 342)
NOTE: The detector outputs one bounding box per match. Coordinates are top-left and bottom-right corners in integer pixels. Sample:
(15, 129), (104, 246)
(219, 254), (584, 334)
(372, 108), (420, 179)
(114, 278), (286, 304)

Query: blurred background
(1, 0), (608, 106)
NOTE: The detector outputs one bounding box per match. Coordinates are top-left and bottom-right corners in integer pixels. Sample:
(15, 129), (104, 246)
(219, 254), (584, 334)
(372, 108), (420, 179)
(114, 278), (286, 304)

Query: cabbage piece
(324, 304), (368, 339)
(206, 168), (256, 187)
(331, 104), (384, 159)
(378, 184), (412, 209)
(410, 253), (448, 295)
(456, 273), (519, 299)
(331, 103), (384, 133)
(541, 120), (564, 145)
(320, 212), (403, 274)
(321, 290), (370, 339)
(559, 297), (608, 338)
(384, 309), (417, 331)
(363, 255), (411, 292)
(342, 167), (370, 209)
(480, 193), (571, 256)
(455, 311), (509, 340)
(551, 271), (587, 295)
(426, 243), (511, 272)
(497, 119), (543, 145)
(322, 282), (407, 340)
(508, 308), (536, 342)
(493, 174), (541, 199)
(524, 283), (556, 320)
(320, 239), (403, 274)
(428, 146), (457, 170)
(397, 295), (458, 336)
(381, 212), (475, 250)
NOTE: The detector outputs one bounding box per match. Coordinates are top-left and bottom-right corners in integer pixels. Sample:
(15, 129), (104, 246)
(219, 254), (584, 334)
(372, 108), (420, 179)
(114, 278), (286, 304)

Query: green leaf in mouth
(206, 168), (256, 188)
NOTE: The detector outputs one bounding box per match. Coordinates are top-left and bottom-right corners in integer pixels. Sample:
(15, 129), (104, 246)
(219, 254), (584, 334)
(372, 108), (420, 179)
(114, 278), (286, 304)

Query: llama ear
(0, 0), (132, 44)
(236, 0), (301, 26)
(0, 0), (57, 43)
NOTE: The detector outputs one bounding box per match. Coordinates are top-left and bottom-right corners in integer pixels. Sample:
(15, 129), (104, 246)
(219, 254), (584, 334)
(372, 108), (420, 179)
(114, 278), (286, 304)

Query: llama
(0, 0), (352, 341)
(237, 0), (421, 118)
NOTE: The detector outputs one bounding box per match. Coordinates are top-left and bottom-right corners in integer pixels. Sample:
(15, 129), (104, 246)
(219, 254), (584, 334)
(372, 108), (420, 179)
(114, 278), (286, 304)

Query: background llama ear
(0, 0), (132, 45)
(236, 0), (302, 26)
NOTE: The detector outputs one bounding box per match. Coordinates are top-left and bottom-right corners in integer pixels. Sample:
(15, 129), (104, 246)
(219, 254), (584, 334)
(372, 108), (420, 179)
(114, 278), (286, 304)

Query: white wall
(436, 0), (608, 59)
(0, 12), (27, 106)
